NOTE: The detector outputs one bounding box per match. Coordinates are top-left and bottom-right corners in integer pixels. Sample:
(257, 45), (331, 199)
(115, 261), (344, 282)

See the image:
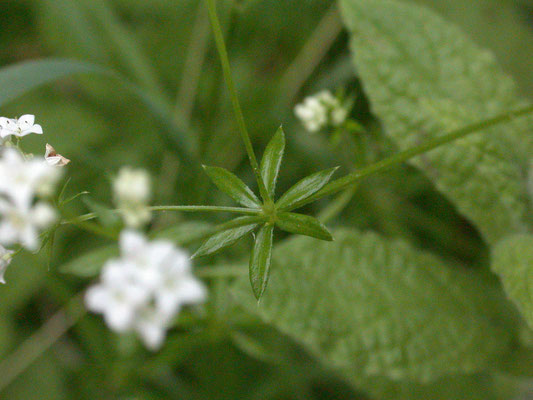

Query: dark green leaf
(276, 212), (333, 241)
(276, 167), (338, 210)
(203, 165), (261, 208)
(260, 126), (285, 198)
(249, 224), (274, 300)
(192, 221), (258, 258)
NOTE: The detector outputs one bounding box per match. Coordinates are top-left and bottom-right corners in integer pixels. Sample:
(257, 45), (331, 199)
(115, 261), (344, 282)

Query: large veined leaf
(232, 229), (509, 385)
(340, 0), (533, 244)
(492, 234), (533, 329)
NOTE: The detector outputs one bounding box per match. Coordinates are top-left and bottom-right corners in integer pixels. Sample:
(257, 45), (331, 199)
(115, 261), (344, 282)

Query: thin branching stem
(204, 0), (272, 204)
(287, 104), (533, 211)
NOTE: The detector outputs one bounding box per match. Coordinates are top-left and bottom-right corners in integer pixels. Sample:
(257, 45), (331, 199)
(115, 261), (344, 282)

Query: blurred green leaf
(59, 244), (117, 278)
(203, 165), (261, 208)
(249, 223), (274, 300)
(492, 234), (533, 329)
(276, 167), (338, 210)
(260, 126), (285, 198)
(193, 219), (258, 258)
(276, 212), (333, 241)
(82, 197), (121, 231)
(234, 229), (510, 385)
(340, 0), (533, 244)
(0, 59), (106, 107)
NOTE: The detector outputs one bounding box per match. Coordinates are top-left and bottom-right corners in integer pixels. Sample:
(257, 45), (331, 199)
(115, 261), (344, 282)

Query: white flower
(113, 167), (152, 228)
(294, 90), (349, 132)
(0, 245), (14, 284)
(45, 144), (70, 167)
(0, 115), (43, 139)
(85, 260), (151, 332)
(295, 97), (328, 133)
(85, 230), (207, 350)
(0, 200), (56, 251)
(0, 148), (61, 207)
(114, 167), (151, 204)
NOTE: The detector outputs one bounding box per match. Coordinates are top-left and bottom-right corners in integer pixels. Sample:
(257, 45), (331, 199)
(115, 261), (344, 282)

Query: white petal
(136, 317), (167, 351)
(17, 114), (35, 129)
(84, 285), (111, 312)
(104, 303), (135, 332)
(176, 278), (207, 304)
(120, 230), (146, 257)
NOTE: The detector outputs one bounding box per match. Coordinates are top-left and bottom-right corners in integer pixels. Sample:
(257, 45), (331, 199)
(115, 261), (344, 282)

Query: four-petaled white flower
(0, 245), (14, 284)
(45, 144), (70, 167)
(0, 115), (43, 139)
(295, 90), (349, 133)
(113, 167), (152, 228)
(85, 230), (206, 350)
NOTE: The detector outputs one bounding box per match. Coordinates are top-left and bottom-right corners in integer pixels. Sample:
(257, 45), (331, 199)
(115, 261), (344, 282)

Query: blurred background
(0, 0), (532, 398)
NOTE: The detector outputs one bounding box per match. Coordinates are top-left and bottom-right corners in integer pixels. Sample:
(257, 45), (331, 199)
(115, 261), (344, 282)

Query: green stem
(288, 104), (533, 211)
(64, 205), (261, 225)
(204, 0), (271, 204)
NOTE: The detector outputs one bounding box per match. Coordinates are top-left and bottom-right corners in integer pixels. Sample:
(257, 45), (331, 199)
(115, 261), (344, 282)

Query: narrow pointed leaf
(249, 224), (274, 300)
(203, 165), (261, 208)
(276, 167), (338, 210)
(192, 222), (258, 258)
(276, 212), (333, 241)
(260, 126), (285, 198)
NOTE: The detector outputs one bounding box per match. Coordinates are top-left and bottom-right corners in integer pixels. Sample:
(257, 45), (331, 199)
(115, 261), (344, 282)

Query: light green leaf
(340, 0), (533, 244)
(492, 234), (533, 329)
(203, 165), (261, 208)
(192, 221), (258, 258)
(249, 224), (274, 300)
(276, 167), (338, 211)
(82, 197), (121, 230)
(233, 229), (509, 384)
(0, 59), (106, 107)
(276, 212), (333, 241)
(59, 245), (118, 278)
(260, 126), (285, 198)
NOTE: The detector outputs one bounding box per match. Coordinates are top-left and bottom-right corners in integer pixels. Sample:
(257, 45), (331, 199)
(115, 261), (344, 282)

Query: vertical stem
(204, 0), (272, 204)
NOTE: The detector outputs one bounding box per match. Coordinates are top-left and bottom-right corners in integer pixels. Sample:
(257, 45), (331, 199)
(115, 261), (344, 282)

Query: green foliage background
(0, 0), (532, 398)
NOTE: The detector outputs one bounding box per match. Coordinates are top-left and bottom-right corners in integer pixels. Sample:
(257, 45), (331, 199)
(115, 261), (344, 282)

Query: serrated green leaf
(260, 126), (285, 198)
(192, 221), (258, 258)
(233, 229), (509, 384)
(276, 167), (338, 211)
(203, 165), (261, 208)
(492, 234), (533, 329)
(276, 212), (332, 241)
(340, 0), (533, 244)
(249, 224), (274, 300)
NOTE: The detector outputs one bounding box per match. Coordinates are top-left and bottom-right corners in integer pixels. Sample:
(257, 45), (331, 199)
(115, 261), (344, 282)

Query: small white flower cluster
(0, 114), (67, 283)
(294, 90), (349, 133)
(113, 167), (152, 228)
(85, 230), (206, 350)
